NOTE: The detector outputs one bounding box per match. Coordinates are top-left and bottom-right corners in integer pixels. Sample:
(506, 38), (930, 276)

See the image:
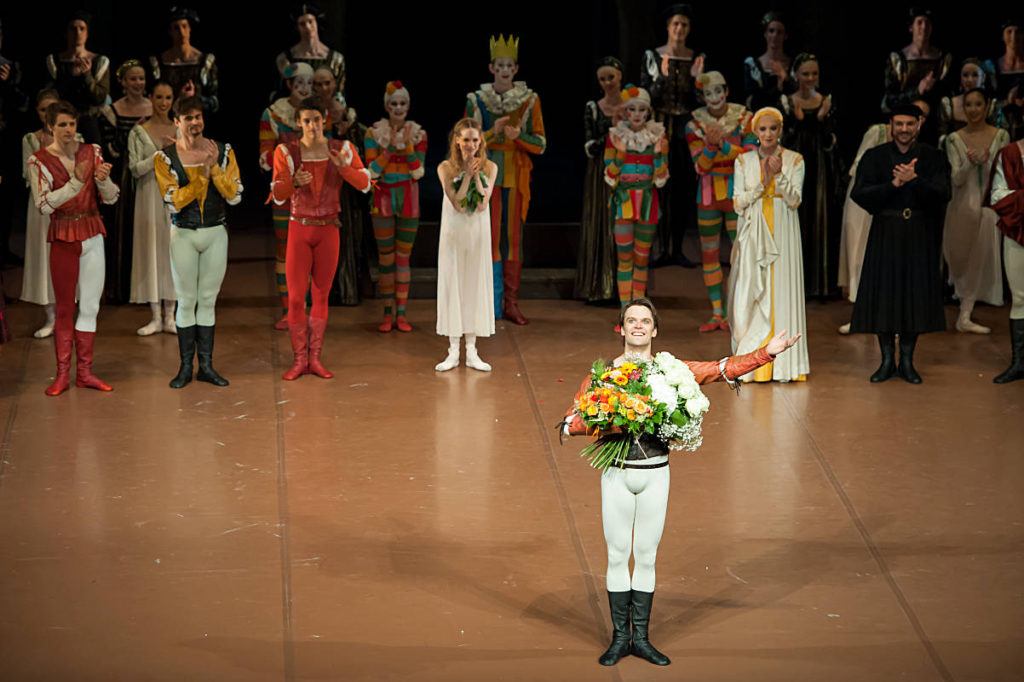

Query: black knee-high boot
(870, 333), (896, 383)
(994, 318), (1024, 384)
(195, 325), (229, 386)
(598, 591), (632, 666)
(629, 590), (670, 666)
(169, 325), (196, 389)
(898, 333), (922, 384)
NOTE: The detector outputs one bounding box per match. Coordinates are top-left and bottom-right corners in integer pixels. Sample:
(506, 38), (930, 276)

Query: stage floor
(0, 245), (1022, 681)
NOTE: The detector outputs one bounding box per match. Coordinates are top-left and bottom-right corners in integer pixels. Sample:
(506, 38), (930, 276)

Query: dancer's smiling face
(621, 305), (658, 350)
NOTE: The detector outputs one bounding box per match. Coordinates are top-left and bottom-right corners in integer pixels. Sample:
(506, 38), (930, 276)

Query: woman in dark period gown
(883, 8), (951, 146)
(46, 12), (109, 144)
(743, 11), (794, 112)
(780, 53), (844, 299)
(98, 60), (151, 305)
(273, 4), (347, 103)
(575, 57), (623, 303)
(149, 8), (219, 115)
(641, 3), (704, 268)
(983, 19), (1024, 140)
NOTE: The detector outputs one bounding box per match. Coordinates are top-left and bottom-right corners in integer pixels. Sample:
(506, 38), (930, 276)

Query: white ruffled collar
(692, 103), (748, 133)
(369, 119), (424, 148)
(476, 82), (533, 114)
(612, 120), (665, 150)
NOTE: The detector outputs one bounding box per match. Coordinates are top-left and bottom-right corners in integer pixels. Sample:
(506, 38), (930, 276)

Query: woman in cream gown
(729, 107), (809, 382)
(942, 88), (1007, 333)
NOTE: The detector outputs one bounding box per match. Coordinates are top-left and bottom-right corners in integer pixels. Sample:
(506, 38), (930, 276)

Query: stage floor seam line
(506, 325), (624, 682)
(0, 337), (32, 499)
(778, 390), (956, 682)
(270, 269), (297, 681)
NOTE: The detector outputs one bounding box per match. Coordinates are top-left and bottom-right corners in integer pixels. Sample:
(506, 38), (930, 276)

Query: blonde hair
(445, 118), (488, 170)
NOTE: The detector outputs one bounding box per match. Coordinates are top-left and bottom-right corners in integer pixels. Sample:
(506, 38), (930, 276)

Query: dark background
(0, 1), (1009, 238)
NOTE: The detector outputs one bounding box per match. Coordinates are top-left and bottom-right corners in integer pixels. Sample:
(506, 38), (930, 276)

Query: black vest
(161, 141), (230, 229)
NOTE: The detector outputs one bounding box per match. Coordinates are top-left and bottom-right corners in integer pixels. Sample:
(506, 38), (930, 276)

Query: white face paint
(626, 101), (649, 127)
(704, 83), (727, 110)
(291, 74), (313, 99)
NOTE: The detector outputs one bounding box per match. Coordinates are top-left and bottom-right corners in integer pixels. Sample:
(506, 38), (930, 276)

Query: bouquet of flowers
(452, 171), (489, 213)
(573, 352), (710, 471)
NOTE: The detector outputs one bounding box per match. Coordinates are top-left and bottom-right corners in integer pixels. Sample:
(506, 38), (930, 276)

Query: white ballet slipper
(838, 322), (851, 335)
(435, 350), (460, 372)
(465, 348), (491, 372)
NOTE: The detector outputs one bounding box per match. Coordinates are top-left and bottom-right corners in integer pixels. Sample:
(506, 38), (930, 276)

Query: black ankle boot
(598, 591), (632, 666)
(629, 590), (670, 666)
(169, 325), (196, 389)
(994, 318), (1024, 384)
(870, 333), (896, 383)
(898, 333), (922, 384)
(195, 325), (229, 386)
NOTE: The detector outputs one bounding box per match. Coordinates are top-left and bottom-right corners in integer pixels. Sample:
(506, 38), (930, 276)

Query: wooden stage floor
(0, 243), (1022, 681)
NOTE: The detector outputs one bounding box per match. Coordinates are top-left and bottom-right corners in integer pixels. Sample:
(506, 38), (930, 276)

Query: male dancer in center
(155, 95), (242, 389)
(562, 298), (799, 666)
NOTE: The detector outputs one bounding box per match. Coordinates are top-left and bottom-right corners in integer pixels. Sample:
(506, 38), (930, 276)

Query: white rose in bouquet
(685, 393), (710, 416)
(646, 373), (679, 414)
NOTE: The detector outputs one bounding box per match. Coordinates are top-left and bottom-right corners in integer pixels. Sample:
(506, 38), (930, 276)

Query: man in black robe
(849, 104), (950, 383)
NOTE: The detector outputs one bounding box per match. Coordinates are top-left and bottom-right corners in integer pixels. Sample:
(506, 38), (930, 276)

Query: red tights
(286, 222), (339, 326)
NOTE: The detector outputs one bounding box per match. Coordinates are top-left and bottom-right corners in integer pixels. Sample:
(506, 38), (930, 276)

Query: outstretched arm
(685, 330), (802, 384)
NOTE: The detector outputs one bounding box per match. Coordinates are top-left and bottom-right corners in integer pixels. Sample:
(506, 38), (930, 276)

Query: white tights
(74, 234), (105, 333)
(601, 461), (670, 593)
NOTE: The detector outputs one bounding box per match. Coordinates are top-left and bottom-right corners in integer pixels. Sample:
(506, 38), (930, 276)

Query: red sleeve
(564, 375), (595, 436)
(684, 348), (774, 385)
(269, 144), (295, 204)
(339, 141), (371, 191)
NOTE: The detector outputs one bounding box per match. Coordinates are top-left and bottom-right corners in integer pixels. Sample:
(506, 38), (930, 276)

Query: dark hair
(595, 56), (625, 74)
(66, 10), (91, 27)
(889, 103), (924, 120)
(661, 3), (694, 23)
(290, 2), (325, 23)
(296, 95), (327, 117)
(792, 52), (818, 73)
(36, 88), (61, 104)
(151, 79), (174, 94)
(173, 95), (204, 118)
(962, 87), (990, 103)
(619, 298), (660, 331)
(168, 7), (200, 25)
(761, 10), (785, 29)
(44, 100), (78, 128)
(907, 7), (933, 27)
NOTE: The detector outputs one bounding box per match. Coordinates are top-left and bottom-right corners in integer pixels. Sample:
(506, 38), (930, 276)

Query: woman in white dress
(729, 107), (809, 382)
(943, 87), (1008, 334)
(434, 118), (498, 372)
(20, 89), (64, 338)
(128, 81), (178, 335)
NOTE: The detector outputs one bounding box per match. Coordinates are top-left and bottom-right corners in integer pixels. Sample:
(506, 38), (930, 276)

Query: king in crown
(465, 34), (546, 325)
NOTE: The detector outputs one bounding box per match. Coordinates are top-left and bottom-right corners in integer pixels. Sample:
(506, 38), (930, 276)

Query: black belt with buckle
(879, 208), (914, 220)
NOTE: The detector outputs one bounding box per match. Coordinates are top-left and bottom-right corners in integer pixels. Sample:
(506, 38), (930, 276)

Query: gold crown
(489, 34), (519, 61)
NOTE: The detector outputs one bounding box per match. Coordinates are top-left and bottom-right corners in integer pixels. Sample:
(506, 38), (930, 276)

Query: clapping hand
(761, 153), (782, 179)
(892, 158), (918, 186)
(0, 63), (10, 82)
(818, 95), (832, 119)
(181, 80), (196, 98)
(294, 164), (313, 186)
(94, 161), (112, 182)
(705, 123), (724, 148)
(917, 70), (936, 95)
(504, 125), (521, 140)
(609, 131), (627, 153)
(690, 55), (704, 77)
(793, 103), (805, 120)
(493, 116), (510, 138)
(764, 330), (801, 356)
(654, 137), (668, 154)
(328, 147), (350, 169)
(71, 53), (92, 76)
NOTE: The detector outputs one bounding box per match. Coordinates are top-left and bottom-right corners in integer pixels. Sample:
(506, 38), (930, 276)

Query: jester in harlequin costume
(465, 34), (546, 325)
(604, 85), (668, 315)
(260, 62), (315, 330)
(684, 71), (756, 332)
(365, 81), (427, 332)
(271, 95), (371, 379)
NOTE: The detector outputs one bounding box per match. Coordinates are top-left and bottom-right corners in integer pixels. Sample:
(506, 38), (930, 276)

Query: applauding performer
(271, 96), (371, 379)
(849, 104), (950, 383)
(155, 96), (242, 389)
(28, 101), (119, 395)
(465, 35), (546, 324)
